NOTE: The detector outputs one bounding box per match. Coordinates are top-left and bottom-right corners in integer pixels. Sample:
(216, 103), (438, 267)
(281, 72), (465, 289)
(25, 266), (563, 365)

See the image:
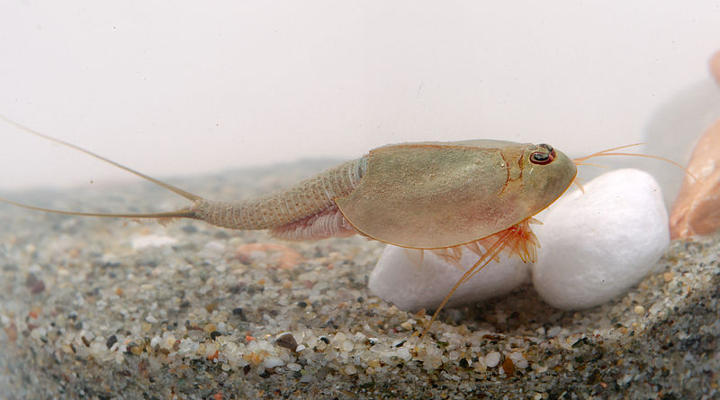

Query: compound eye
(530, 145), (556, 165)
(530, 152), (550, 164)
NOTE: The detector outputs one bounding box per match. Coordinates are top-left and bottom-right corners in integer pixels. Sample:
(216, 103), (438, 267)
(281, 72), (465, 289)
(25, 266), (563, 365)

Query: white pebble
(161, 334), (176, 351)
(532, 169), (669, 310)
(131, 235), (177, 250)
(263, 356), (285, 369)
(369, 245), (529, 312)
(484, 351), (501, 368)
(203, 241), (226, 254)
(178, 339), (199, 355)
(547, 326), (563, 338)
(395, 347), (412, 361)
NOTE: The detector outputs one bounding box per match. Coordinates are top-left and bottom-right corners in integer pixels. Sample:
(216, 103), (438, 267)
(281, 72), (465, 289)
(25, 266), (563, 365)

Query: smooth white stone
(531, 169), (669, 310)
(368, 244), (529, 312)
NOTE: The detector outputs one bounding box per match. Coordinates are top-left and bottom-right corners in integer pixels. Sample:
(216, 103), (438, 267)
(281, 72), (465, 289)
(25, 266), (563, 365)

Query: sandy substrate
(0, 161), (718, 399)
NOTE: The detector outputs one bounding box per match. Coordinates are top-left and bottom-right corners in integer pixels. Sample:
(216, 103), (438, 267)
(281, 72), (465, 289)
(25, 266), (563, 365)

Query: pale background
(0, 1), (719, 203)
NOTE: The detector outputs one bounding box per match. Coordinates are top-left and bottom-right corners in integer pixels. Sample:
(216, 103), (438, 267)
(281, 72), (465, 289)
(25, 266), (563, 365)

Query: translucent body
(0, 120), (577, 251)
(195, 158), (365, 230)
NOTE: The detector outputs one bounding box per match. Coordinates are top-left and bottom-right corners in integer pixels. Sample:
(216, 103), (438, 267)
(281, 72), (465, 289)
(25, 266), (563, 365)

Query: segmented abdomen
(195, 158), (366, 230)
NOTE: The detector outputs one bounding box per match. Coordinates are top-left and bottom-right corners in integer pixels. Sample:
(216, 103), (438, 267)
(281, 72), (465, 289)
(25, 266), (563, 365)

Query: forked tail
(0, 114), (203, 220)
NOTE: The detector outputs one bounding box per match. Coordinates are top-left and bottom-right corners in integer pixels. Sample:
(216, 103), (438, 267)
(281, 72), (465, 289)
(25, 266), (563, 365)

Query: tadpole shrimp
(0, 115), (688, 335)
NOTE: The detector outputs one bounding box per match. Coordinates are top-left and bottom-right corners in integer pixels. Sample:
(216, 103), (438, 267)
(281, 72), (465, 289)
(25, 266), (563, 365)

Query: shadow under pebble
(0, 160), (718, 399)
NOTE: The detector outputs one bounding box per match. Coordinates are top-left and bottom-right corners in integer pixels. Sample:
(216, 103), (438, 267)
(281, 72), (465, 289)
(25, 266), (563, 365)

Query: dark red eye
(530, 144), (556, 165)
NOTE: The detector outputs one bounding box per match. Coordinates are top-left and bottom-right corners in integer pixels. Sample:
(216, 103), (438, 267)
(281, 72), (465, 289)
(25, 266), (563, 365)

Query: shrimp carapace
(334, 141), (577, 249)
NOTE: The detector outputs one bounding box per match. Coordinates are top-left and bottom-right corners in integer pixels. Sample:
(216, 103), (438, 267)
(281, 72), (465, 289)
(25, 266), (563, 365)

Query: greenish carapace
(335, 140), (577, 249)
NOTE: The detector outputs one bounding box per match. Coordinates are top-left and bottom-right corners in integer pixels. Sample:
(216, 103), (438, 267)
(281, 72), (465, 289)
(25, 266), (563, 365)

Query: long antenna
(573, 143), (696, 181)
(0, 114), (202, 201)
(0, 195), (197, 219)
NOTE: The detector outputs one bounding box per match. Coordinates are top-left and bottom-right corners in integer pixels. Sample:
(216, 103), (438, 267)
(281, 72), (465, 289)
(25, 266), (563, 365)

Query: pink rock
(711, 50), (720, 86)
(670, 119), (720, 239)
